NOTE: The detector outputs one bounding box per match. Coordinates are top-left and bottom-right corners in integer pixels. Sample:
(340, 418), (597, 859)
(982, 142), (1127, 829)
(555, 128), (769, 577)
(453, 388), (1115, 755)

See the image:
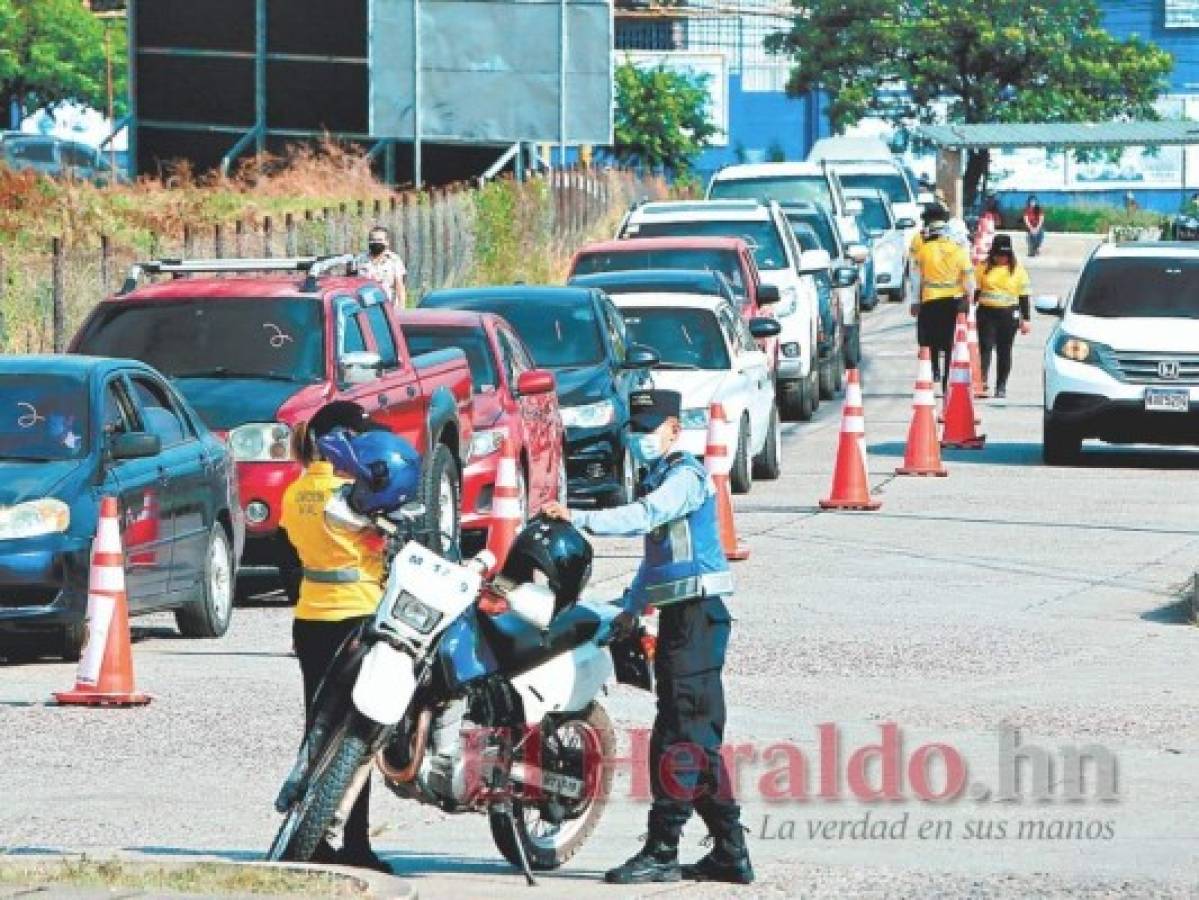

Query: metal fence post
(235, 220), (245, 257)
(183, 224), (194, 258)
(285, 212), (297, 257)
(214, 223), (225, 259)
(263, 215), (273, 258)
(323, 207), (334, 254)
(100, 234), (111, 295)
(51, 237), (65, 353)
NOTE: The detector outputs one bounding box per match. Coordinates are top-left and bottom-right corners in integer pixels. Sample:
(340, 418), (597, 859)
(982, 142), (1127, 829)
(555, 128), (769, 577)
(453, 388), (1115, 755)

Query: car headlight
(470, 428), (507, 460)
(776, 285), (799, 316)
(229, 423), (293, 462)
(0, 499), (70, 541)
(560, 399), (616, 429)
(1053, 333), (1106, 365)
(680, 408), (709, 430)
(393, 590), (442, 634)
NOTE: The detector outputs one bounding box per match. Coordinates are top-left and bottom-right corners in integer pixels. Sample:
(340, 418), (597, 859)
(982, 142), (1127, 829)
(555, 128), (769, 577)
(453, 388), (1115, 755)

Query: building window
(1166, 0), (1199, 28)
(615, 20), (680, 50)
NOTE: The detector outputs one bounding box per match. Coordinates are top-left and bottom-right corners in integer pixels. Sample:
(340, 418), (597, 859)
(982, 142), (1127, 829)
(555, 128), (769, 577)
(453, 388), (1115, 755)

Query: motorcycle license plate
(393, 541), (483, 615)
(1145, 388), (1189, 413)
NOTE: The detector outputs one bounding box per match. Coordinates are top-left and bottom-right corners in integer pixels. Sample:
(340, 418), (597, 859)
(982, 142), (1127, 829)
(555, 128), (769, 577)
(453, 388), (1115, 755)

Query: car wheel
(1042, 415), (1082, 466)
(818, 355), (836, 400)
(729, 415), (753, 494)
(808, 369), (822, 412)
(778, 380), (811, 423)
(833, 347), (845, 393)
(752, 404), (782, 480)
(617, 446), (637, 506)
(175, 523), (234, 639)
(61, 621), (85, 662)
(843, 324), (862, 370)
(419, 443), (461, 558)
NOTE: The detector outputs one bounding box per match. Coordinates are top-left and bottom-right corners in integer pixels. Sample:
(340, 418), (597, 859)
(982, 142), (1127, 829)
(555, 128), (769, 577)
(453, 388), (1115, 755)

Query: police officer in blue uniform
(544, 389), (753, 885)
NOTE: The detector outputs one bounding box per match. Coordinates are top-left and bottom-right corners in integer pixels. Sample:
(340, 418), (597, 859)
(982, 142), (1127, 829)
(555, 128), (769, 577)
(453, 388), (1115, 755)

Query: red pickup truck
(71, 257), (474, 577)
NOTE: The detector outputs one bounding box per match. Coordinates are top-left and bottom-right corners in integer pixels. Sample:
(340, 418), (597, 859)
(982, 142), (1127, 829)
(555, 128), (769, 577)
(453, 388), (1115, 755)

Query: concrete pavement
(1, 251), (1197, 897)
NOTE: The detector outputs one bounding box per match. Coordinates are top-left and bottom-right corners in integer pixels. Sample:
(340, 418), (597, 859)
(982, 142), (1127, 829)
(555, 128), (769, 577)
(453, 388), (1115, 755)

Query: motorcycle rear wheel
(489, 702), (615, 871)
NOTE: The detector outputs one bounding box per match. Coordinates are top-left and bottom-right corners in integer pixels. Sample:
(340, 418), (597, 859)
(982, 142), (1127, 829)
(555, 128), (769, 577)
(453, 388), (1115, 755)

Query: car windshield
(401, 325), (498, 392)
(709, 175), (834, 208)
(631, 221), (787, 270)
(838, 172), (912, 205)
(438, 297), (604, 368)
(573, 248), (745, 296)
(1072, 257), (1199, 319)
(74, 298), (325, 382)
(621, 308), (730, 371)
(0, 374), (89, 460)
(853, 195), (892, 233)
(786, 211), (839, 255)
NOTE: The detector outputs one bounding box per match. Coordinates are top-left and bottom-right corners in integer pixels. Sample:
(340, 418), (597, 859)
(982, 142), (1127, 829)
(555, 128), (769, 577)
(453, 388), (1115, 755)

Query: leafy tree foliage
(612, 62), (720, 173)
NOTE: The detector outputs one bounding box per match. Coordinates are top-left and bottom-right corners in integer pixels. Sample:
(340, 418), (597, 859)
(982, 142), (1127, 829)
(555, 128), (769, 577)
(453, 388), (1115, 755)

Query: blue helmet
(317, 428), (421, 514)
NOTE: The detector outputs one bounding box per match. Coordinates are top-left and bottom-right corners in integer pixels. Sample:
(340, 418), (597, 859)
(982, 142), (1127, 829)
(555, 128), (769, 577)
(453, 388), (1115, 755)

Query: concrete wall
(1099, 1), (1199, 95)
(993, 188), (1185, 216)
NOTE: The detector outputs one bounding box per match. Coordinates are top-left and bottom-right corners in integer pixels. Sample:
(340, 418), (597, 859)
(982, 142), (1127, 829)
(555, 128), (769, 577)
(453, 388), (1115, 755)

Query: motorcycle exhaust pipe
(376, 707), (433, 784)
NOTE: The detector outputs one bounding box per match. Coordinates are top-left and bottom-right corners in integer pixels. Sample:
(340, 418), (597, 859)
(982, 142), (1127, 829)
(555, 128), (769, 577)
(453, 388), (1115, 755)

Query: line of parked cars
(1, 150), (924, 661)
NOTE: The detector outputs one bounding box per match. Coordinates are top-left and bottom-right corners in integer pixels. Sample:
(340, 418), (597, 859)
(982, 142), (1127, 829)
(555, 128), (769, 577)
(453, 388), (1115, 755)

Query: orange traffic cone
(705, 402), (749, 561)
(942, 315), (986, 450)
(485, 437), (523, 572)
(897, 348), (948, 477)
(54, 497), (150, 707)
(968, 304), (988, 398)
(820, 369), (881, 510)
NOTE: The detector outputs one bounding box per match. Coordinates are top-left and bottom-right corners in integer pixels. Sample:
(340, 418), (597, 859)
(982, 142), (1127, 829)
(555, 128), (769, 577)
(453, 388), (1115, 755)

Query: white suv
(618, 199), (826, 421)
(1039, 242), (1199, 464)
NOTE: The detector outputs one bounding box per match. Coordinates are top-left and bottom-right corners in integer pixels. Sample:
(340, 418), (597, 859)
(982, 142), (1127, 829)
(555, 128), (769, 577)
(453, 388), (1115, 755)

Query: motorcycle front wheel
(268, 720), (374, 863)
(489, 702), (615, 871)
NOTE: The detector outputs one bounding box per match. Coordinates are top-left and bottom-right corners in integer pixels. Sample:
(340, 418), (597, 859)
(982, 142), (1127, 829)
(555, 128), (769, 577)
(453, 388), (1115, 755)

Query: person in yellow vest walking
(278, 401), (391, 874)
(973, 234), (1031, 399)
(910, 204), (974, 388)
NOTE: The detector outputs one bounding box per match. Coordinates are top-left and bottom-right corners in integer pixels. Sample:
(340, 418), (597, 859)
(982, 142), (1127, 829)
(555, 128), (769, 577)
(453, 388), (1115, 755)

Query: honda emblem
(1158, 360), (1181, 380)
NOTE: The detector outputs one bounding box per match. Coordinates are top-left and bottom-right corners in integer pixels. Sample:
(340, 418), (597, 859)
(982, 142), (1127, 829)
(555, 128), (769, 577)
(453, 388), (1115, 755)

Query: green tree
(613, 62), (720, 173)
(0, 0), (127, 125)
(766, 0), (1173, 205)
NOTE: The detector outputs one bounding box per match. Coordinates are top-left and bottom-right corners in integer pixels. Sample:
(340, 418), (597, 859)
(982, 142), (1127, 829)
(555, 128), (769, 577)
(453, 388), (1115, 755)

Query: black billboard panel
(137, 129), (237, 177)
(137, 54), (255, 126)
(267, 0), (367, 56)
(266, 61), (368, 133)
(135, 0), (255, 52)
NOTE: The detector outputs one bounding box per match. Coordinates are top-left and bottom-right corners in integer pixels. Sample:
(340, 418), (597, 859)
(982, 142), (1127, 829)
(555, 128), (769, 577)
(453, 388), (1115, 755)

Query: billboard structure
(129, 0), (613, 184)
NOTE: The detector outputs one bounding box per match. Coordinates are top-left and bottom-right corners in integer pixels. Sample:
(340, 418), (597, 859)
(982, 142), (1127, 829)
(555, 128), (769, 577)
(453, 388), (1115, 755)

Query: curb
(258, 861), (416, 899)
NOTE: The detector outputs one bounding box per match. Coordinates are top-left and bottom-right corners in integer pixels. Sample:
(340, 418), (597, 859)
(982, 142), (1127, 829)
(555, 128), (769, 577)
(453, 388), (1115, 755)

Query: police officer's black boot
(683, 807), (755, 884)
(603, 811), (682, 884)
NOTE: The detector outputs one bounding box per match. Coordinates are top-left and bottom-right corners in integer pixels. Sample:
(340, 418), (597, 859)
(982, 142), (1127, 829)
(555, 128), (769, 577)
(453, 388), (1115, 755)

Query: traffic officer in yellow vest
(973, 234), (1031, 398)
(911, 204), (975, 388)
(543, 389), (751, 886)
(277, 401), (391, 874)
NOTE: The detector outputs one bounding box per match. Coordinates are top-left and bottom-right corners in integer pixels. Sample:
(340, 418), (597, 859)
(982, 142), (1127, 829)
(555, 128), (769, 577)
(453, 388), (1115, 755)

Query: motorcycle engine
(416, 700), (494, 808)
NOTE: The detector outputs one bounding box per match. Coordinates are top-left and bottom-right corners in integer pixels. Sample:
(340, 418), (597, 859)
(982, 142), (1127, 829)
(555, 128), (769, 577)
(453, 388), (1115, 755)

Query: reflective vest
(280, 462), (385, 621)
(974, 262), (1030, 308)
(628, 453), (732, 609)
(915, 237), (971, 303)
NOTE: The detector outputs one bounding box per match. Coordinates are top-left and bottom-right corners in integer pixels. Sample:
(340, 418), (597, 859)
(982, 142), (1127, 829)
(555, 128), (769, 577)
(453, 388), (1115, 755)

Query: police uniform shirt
(280, 462), (385, 621)
(915, 237), (972, 303)
(974, 262), (1030, 308)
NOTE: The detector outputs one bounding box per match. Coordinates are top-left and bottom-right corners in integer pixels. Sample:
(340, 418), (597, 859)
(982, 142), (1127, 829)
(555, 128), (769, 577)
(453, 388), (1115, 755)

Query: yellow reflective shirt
(915, 237), (971, 302)
(974, 262), (1030, 308)
(280, 462), (385, 622)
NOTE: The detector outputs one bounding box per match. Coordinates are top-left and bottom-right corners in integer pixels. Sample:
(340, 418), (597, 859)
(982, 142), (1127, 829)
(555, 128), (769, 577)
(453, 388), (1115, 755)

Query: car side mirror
(1034, 295), (1063, 317)
(516, 368), (556, 396)
(846, 243), (870, 264)
(798, 248), (832, 274)
(833, 265), (859, 288)
(340, 350), (382, 386)
(896, 217), (917, 229)
(748, 317), (782, 339)
(109, 432), (161, 461)
(757, 284), (781, 305)
(622, 343), (660, 369)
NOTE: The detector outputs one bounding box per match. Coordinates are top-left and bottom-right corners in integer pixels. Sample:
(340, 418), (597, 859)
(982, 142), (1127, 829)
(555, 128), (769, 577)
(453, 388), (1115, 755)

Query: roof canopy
(913, 122), (1199, 150)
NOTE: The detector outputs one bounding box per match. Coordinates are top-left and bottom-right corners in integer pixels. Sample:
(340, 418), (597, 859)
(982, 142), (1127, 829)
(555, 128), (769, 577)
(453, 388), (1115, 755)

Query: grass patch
(0, 857), (368, 896)
(995, 204), (1167, 234)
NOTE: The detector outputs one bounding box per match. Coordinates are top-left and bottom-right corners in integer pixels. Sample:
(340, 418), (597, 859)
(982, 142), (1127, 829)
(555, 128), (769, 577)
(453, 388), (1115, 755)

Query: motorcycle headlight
(229, 423), (293, 462)
(1053, 333), (1107, 365)
(680, 408), (709, 430)
(0, 499), (70, 541)
(393, 591), (442, 634)
(560, 399), (616, 429)
(469, 428), (507, 461)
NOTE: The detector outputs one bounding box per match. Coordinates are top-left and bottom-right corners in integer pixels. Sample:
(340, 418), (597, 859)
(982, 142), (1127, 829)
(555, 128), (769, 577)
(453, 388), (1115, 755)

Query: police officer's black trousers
(916, 297), (964, 387)
(977, 305), (1020, 390)
(294, 616), (373, 853)
(648, 596), (741, 842)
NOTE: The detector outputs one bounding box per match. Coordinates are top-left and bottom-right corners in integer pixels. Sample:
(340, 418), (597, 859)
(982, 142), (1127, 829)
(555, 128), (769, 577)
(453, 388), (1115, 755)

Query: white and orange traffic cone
(820, 369), (881, 510)
(705, 402), (750, 561)
(485, 437), (523, 572)
(942, 315), (986, 450)
(54, 496), (150, 707)
(897, 348), (948, 477)
(968, 303), (988, 398)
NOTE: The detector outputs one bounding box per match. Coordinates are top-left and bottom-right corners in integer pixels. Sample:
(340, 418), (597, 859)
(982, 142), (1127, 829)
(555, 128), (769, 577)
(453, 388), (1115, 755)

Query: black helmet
(501, 515), (593, 612)
(922, 203), (949, 226)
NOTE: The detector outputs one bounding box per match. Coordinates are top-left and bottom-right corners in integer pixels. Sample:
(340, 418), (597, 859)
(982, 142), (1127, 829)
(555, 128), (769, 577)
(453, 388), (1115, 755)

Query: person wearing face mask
(359, 225), (408, 307)
(543, 389), (752, 887)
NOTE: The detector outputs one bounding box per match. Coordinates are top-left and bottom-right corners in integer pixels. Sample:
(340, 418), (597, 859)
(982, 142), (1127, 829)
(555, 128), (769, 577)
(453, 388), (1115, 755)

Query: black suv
(420, 286), (658, 506)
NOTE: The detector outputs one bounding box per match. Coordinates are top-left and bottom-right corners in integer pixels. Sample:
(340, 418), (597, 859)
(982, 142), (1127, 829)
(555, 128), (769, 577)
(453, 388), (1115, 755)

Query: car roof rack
(118, 254), (358, 295)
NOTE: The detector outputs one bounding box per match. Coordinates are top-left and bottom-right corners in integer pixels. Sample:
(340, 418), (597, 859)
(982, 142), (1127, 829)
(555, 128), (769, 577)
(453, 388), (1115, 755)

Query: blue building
(1100, 0), (1199, 105)
(614, 1), (829, 176)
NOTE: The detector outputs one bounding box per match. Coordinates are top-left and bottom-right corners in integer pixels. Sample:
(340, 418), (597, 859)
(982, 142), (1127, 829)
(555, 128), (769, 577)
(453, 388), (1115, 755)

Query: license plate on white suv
(1144, 388), (1189, 413)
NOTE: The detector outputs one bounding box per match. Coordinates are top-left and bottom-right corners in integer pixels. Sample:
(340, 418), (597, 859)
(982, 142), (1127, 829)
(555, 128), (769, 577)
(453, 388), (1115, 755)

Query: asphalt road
(3, 248), (1198, 898)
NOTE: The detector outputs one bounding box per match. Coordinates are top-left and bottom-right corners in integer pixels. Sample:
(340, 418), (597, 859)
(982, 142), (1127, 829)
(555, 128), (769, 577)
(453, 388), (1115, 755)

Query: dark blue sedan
(0, 356), (245, 661)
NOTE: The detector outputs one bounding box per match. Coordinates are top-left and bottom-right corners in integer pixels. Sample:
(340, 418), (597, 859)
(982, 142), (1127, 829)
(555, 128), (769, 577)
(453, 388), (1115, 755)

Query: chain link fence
(0, 168), (667, 354)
